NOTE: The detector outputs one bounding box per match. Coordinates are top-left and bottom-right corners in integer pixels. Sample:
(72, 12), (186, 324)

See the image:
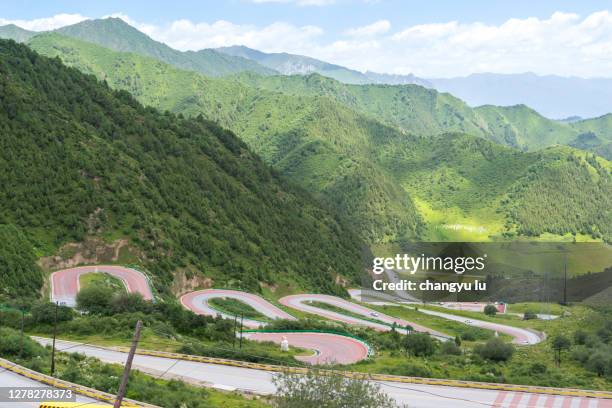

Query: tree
(76, 286), (113, 314)
(585, 349), (612, 377)
(110, 293), (150, 314)
(475, 338), (514, 362)
(551, 335), (571, 367)
(403, 332), (437, 357)
(484, 304), (497, 316)
(273, 368), (401, 408)
(454, 335), (462, 347)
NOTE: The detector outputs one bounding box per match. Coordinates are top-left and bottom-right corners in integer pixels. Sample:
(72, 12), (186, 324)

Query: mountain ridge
(54, 18), (279, 77)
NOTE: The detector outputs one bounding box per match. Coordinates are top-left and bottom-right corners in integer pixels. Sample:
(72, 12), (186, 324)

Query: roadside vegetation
(208, 297), (272, 322)
(348, 302), (612, 390)
(79, 272), (125, 292)
(0, 327), (271, 407)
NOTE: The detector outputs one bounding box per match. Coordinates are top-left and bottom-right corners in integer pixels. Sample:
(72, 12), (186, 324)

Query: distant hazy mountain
(216, 45), (373, 84)
(429, 73), (612, 120)
(0, 24), (37, 42)
(363, 71), (432, 87)
(216, 45), (430, 86)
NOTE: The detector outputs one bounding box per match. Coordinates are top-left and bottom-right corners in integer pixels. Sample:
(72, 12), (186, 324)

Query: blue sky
(2, 0), (612, 77)
(3, 0), (608, 39)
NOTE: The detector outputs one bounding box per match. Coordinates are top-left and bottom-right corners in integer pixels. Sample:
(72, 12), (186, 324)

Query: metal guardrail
(119, 347), (612, 399)
(0, 357), (159, 408)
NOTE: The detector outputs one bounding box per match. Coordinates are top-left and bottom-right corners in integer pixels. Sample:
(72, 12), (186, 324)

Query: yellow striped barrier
(118, 347), (612, 400)
(0, 358), (159, 408)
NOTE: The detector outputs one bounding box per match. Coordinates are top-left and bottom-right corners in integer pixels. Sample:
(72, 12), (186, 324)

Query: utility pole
(50, 302), (58, 377)
(239, 314), (244, 349)
(563, 254), (568, 305)
(114, 320), (143, 408)
(19, 309), (25, 357)
(233, 315), (238, 349)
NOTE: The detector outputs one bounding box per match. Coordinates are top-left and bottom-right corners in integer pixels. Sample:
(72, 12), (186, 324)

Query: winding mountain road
(415, 307), (543, 345)
(50, 265), (153, 306)
(180, 289), (295, 328)
(56, 265), (543, 365)
(279, 294), (451, 340)
(180, 289), (369, 364)
(348, 289), (544, 345)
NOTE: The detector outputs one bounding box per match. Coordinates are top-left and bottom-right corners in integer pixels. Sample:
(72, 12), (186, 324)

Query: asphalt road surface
(180, 289), (295, 328)
(50, 265), (153, 306)
(349, 289), (543, 345)
(34, 338), (612, 408)
(180, 289), (369, 364)
(243, 332), (370, 365)
(415, 307), (543, 345)
(279, 294), (450, 340)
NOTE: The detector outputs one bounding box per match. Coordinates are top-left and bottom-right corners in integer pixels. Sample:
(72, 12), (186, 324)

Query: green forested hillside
(22, 33), (612, 243)
(0, 225), (43, 298)
(504, 149), (612, 240)
(570, 114), (612, 159)
(53, 18), (277, 77)
(0, 39), (364, 296)
(234, 72), (612, 157)
(474, 104), (578, 149)
(27, 33), (423, 243)
(233, 72), (489, 139)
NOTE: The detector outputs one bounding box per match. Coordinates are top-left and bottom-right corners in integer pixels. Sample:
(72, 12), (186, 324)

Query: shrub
(586, 349), (612, 377)
(76, 286), (113, 314)
(273, 368), (399, 408)
(403, 332), (437, 357)
(523, 311), (538, 320)
(31, 301), (74, 324)
(571, 345), (591, 364)
(484, 305), (497, 316)
(529, 362), (547, 375)
(440, 341), (462, 355)
(0, 309), (22, 329)
(573, 330), (588, 345)
(474, 338), (514, 362)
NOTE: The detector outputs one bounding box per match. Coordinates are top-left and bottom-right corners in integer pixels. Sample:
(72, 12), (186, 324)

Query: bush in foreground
(475, 338), (514, 362)
(273, 368), (401, 408)
(484, 305), (498, 316)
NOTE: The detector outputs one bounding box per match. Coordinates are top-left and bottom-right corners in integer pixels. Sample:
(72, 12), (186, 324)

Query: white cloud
(345, 20), (390, 37)
(3, 11), (612, 77)
(248, 0), (335, 6)
(0, 13), (88, 31)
